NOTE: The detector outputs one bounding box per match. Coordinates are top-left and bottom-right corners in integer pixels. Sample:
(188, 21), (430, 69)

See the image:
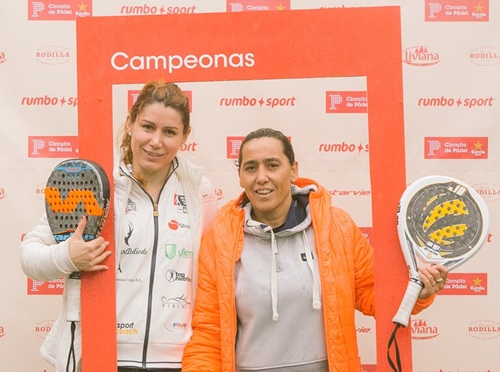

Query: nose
(256, 166), (269, 183)
(149, 130), (162, 147)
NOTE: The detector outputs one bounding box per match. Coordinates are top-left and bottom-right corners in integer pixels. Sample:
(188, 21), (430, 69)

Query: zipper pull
(153, 203), (159, 217)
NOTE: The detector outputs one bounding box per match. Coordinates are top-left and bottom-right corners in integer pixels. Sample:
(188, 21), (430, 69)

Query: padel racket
(44, 158), (110, 372)
(392, 175), (489, 327)
(388, 175), (489, 372)
(45, 158), (110, 244)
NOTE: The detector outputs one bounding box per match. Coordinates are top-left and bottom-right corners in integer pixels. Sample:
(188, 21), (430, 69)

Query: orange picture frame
(76, 7), (408, 370)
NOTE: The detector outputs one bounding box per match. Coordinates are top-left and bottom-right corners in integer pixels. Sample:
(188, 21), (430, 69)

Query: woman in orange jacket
(182, 128), (448, 372)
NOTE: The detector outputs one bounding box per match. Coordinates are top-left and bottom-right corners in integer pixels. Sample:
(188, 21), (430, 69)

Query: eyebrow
(242, 157), (282, 166)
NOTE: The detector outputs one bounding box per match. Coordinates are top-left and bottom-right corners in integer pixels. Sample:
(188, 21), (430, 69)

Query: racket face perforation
(399, 176), (489, 270)
(45, 159), (110, 243)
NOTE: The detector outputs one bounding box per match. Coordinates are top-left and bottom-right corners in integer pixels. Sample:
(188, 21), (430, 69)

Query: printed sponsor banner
(425, 0), (489, 22)
(424, 137), (488, 159)
(326, 91), (368, 113)
(28, 136), (79, 158)
(226, 0), (290, 12)
(439, 272), (487, 295)
(28, 0), (92, 21)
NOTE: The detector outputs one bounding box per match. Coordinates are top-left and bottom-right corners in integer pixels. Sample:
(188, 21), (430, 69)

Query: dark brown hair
(236, 128), (295, 169)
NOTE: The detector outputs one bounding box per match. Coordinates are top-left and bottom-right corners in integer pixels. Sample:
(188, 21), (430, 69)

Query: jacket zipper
(142, 201), (159, 367)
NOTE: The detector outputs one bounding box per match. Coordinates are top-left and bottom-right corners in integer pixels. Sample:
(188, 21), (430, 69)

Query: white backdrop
(1, 1), (499, 372)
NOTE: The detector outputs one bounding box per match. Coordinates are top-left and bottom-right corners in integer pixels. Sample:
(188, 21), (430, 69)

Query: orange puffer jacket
(182, 178), (433, 372)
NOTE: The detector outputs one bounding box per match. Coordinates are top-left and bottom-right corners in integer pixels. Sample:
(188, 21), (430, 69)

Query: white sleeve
(19, 213), (79, 281)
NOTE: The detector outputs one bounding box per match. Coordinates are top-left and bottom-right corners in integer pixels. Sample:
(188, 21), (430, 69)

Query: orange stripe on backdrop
(77, 7), (407, 371)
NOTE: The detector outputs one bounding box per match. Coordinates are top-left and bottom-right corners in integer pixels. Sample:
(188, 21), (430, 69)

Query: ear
(183, 127), (192, 143)
(125, 115), (133, 134)
(291, 161), (299, 181)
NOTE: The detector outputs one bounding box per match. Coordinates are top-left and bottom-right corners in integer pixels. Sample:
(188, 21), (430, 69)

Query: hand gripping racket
(388, 175), (489, 372)
(44, 158), (110, 372)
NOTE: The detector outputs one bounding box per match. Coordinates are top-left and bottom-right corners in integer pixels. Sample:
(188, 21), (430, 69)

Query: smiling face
(238, 136), (298, 228)
(127, 102), (190, 182)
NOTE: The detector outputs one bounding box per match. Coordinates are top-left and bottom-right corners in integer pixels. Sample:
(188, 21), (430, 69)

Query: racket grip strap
(392, 279), (423, 328)
(66, 271), (81, 322)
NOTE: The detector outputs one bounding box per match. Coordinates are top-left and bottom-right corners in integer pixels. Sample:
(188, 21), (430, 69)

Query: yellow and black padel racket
(388, 175), (489, 372)
(392, 175), (489, 327)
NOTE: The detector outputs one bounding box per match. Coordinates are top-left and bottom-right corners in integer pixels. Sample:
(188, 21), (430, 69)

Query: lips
(255, 189), (272, 195)
(144, 149), (163, 158)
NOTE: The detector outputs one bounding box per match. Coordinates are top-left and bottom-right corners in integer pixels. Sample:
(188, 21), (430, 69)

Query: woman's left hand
(417, 264), (449, 299)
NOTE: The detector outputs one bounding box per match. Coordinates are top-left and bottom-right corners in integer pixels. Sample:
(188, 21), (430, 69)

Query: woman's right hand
(68, 216), (111, 272)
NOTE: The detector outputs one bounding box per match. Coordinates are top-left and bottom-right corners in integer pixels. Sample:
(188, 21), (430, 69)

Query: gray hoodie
(234, 184), (328, 372)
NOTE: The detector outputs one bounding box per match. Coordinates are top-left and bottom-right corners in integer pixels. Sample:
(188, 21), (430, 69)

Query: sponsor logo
(167, 220), (190, 231)
(28, 278), (64, 295)
(28, 136), (79, 158)
(45, 188), (104, 216)
(0, 52), (6, 64)
(470, 47), (500, 66)
(226, 136), (244, 159)
(36, 45), (70, 65)
(329, 189), (371, 197)
(120, 4), (197, 15)
(0, 188), (6, 200)
(36, 183), (46, 200)
(411, 319), (439, 340)
(356, 326), (372, 334)
(417, 95), (493, 108)
(0, 326), (5, 338)
(21, 95), (78, 107)
(425, 0), (489, 22)
(319, 142), (369, 154)
(439, 273), (487, 295)
(128, 89), (192, 112)
(326, 91), (367, 113)
(117, 322), (139, 335)
(402, 46), (441, 66)
(164, 244), (193, 260)
(227, 0), (289, 12)
(28, 0), (92, 20)
(424, 137), (488, 159)
(219, 95), (296, 108)
(161, 294), (191, 308)
(166, 269), (192, 282)
(468, 320), (500, 339)
(473, 183), (500, 203)
(165, 321), (188, 333)
(111, 51), (255, 73)
(35, 320), (54, 338)
(174, 193), (187, 213)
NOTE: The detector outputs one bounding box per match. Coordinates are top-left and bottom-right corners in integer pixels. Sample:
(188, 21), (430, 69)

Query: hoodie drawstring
(302, 231), (322, 310)
(270, 229), (280, 321)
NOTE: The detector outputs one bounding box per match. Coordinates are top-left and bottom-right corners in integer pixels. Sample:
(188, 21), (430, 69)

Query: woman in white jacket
(19, 80), (218, 372)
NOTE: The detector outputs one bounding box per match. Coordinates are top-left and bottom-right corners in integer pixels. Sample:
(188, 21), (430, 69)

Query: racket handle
(392, 279), (423, 328)
(66, 271), (81, 322)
